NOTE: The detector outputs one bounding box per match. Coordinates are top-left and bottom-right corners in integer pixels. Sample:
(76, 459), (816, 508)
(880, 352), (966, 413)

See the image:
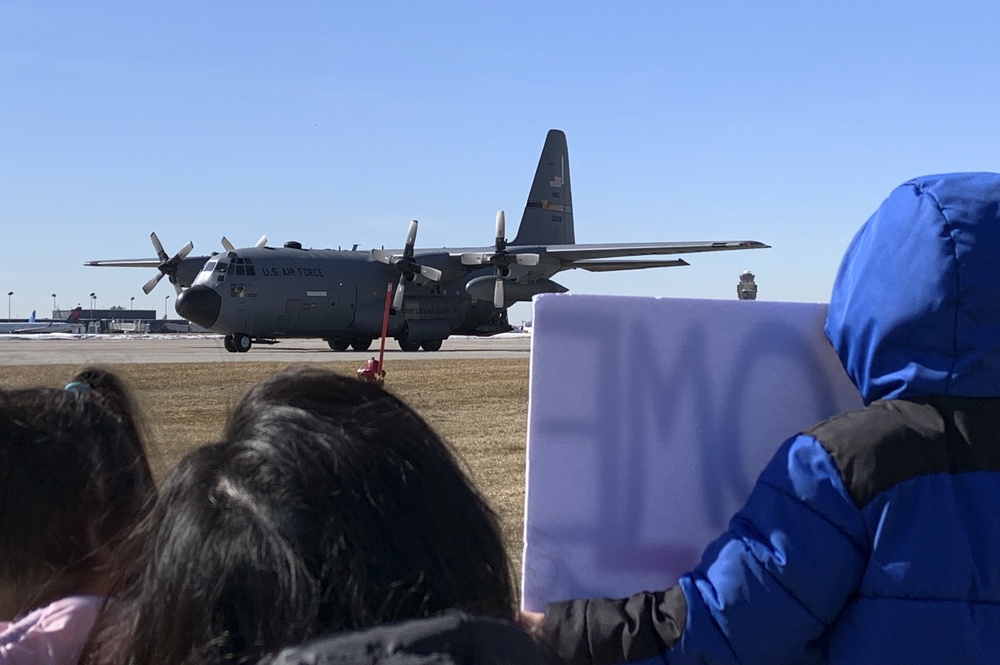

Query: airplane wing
(541, 240), (770, 261)
(84, 253), (214, 293)
(84, 258), (164, 268)
(570, 258), (690, 271)
(445, 240), (768, 271)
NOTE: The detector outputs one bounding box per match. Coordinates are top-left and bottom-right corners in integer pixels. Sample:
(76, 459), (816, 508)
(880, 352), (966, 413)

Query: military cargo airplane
(86, 129), (769, 353)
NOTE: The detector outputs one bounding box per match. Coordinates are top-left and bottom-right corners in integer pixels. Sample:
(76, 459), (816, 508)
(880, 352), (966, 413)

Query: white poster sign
(521, 294), (864, 610)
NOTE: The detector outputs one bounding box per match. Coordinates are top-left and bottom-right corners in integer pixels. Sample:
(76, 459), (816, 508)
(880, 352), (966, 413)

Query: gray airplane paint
(86, 129), (769, 353)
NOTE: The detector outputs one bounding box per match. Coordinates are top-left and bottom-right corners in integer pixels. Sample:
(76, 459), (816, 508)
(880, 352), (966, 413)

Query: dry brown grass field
(0, 359), (530, 579)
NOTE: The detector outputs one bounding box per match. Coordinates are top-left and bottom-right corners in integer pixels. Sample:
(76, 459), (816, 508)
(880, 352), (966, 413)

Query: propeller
(461, 211), (540, 308)
(371, 220), (443, 310)
(142, 233), (194, 295)
(221, 235), (268, 252)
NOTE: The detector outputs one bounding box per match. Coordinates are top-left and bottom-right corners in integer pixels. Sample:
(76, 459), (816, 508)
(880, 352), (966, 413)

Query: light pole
(164, 295), (170, 320)
(89, 293), (96, 320)
(6, 291), (11, 321)
(51, 293), (57, 315)
(130, 296), (135, 310)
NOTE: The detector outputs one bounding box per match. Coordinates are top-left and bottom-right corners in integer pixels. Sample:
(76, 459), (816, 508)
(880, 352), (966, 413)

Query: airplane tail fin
(28, 310), (36, 323)
(66, 307), (83, 323)
(512, 129), (575, 246)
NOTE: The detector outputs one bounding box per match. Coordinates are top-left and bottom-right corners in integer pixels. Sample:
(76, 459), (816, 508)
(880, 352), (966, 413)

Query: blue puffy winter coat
(543, 172), (1000, 664)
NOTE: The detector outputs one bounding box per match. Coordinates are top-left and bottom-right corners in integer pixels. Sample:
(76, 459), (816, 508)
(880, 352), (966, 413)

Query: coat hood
(825, 172), (1000, 404)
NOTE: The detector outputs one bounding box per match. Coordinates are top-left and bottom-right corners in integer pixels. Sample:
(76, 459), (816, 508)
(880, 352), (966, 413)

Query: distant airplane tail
(66, 307), (83, 323)
(28, 310), (36, 323)
(512, 129), (575, 246)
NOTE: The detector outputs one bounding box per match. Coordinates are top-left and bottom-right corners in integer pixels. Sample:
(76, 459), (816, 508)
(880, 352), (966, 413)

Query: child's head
(0, 367), (156, 618)
(111, 367), (514, 664)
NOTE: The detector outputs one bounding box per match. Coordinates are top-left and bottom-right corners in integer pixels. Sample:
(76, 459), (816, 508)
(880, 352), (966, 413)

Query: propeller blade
(371, 249), (395, 265)
(380, 218), (440, 287)
(493, 278), (505, 309)
(222, 236), (266, 251)
(166, 242), (194, 293)
(150, 232), (169, 263)
(461, 252), (489, 266)
(513, 253), (540, 266)
(495, 210), (506, 251)
(403, 219), (418, 258)
(393, 278), (406, 310)
(142, 272), (164, 295)
(142, 236), (194, 295)
(419, 265), (443, 281)
(176, 241), (194, 261)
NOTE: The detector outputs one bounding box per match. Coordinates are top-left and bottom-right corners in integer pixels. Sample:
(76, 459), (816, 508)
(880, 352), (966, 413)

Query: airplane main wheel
(233, 333), (252, 353)
(351, 338), (373, 351)
(224, 335), (237, 353)
(328, 339), (350, 351)
(421, 339), (442, 352)
(398, 338), (421, 352)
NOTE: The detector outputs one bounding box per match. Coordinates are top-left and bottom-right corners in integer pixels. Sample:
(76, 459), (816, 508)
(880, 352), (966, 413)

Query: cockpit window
(202, 260), (218, 274)
(215, 262), (228, 273)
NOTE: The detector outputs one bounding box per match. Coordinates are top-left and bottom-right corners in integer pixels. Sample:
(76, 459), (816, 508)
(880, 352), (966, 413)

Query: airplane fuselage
(175, 245), (541, 347)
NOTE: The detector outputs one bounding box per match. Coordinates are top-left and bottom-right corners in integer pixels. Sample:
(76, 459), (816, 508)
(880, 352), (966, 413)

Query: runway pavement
(0, 333), (531, 366)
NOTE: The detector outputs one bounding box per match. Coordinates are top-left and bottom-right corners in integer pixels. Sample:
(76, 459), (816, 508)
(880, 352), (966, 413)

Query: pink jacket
(0, 596), (102, 665)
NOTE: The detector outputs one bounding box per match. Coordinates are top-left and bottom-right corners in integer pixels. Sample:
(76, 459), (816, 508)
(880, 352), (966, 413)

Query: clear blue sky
(2, 1), (999, 323)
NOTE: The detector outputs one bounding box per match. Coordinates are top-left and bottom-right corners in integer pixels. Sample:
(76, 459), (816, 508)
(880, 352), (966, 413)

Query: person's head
(825, 172), (1000, 404)
(0, 367), (156, 619)
(108, 367), (514, 664)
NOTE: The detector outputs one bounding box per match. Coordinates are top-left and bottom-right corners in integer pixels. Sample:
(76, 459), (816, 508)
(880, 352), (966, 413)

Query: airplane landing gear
(420, 339), (442, 352)
(398, 338), (421, 352)
(225, 333), (252, 353)
(234, 333), (251, 352)
(351, 338), (373, 351)
(327, 338), (372, 351)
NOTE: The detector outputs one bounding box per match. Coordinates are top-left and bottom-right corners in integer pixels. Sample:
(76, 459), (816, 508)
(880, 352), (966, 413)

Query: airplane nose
(175, 285), (221, 329)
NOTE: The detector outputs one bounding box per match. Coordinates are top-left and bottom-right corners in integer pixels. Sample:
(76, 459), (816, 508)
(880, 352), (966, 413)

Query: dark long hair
(97, 367), (514, 665)
(0, 366), (155, 619)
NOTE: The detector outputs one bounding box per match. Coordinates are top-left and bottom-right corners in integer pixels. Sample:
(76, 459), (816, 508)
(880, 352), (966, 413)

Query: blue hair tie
(64, 381), (91, 395)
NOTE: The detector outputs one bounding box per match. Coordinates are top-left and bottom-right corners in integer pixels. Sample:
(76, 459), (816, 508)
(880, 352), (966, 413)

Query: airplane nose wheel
(224, 333), (252, 353)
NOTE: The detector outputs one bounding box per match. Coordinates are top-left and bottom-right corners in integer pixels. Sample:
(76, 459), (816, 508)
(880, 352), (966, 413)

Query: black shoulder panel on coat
(804, 397), (1000, 508)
